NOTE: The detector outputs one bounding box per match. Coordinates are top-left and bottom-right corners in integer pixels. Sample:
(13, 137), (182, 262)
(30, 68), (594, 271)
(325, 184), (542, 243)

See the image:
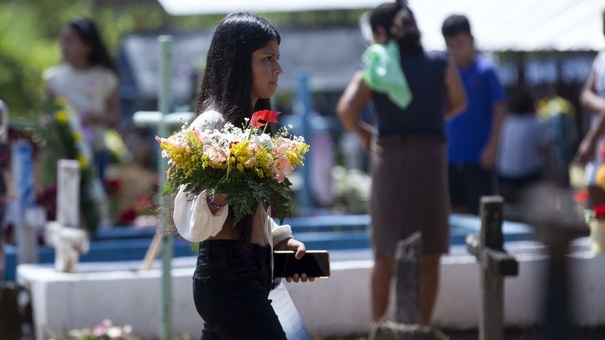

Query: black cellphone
(273, 250), (331, 278)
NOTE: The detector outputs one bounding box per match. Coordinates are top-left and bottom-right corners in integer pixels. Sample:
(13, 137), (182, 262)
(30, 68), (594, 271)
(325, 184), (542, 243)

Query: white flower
(252, 134), (273, 149)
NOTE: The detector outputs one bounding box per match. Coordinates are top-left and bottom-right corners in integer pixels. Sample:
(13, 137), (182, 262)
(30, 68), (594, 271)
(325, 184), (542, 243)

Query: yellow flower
(73, 132), (83, 141)
(55, 97), (70, 107)
(55, 111), (69, 123)
(77, 154), (88, 168)
(597, 165), (605, 190)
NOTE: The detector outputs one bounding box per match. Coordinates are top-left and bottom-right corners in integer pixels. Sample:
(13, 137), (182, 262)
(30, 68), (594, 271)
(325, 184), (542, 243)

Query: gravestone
(56, 159), (80, 228)
(369, 232), (449, 340)
(44, 160), (89, 273)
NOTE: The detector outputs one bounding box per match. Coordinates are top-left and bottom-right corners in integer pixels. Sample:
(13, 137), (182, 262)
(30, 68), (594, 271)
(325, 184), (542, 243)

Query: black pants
(193, 240), (286, 340)
(448, 163), (495, 215)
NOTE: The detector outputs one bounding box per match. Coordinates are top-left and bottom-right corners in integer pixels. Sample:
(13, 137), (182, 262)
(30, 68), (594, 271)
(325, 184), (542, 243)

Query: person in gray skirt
(337, 2), (466, 325)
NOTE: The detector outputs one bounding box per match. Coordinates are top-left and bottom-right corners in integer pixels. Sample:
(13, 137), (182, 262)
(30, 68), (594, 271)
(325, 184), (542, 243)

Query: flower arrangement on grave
(41, 97), (101, 233)
(53, 318), (137, 340)
(156, 110), (309, 224)
(571, 144), (605, 254)
(583, 203), (605, 254)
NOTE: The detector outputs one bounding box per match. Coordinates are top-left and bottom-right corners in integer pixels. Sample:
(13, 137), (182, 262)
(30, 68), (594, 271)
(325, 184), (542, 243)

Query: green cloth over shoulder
(361, 40), (413, 110)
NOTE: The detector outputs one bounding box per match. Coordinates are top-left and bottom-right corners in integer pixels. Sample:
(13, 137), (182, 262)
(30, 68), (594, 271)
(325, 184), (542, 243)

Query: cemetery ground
(317, 326), (605, 340)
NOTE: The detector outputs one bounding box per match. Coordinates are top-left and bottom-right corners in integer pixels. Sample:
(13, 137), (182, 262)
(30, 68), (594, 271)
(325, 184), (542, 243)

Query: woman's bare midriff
(208, 204), (270, 246)
(209, 227), (241, 240)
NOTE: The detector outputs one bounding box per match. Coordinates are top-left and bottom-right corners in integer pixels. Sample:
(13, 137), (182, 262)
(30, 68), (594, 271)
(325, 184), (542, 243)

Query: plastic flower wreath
(156, 110), (310, 224)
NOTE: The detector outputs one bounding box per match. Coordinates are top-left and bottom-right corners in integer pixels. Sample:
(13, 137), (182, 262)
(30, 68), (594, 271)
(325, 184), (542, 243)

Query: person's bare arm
(336, 71), (374, 151)
(574, 70), (605, 165)
(274, 237), (314, 283)
(104, 88), (120, 127)
(480, 101), (507, 169)
(575, 111), (605, 166)
(82, 88), (120, 127)
(444, 57), (466, 119)
(580, 71), (605, 112)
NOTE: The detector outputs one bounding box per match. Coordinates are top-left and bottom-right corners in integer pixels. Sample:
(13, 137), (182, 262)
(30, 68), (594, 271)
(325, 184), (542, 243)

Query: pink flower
(192, 129), (209, 144)
(271, 157), (294, 183)
(272, 138), (290, 157)
(248, 141), (262, 152)
(203, 145), (229, 165)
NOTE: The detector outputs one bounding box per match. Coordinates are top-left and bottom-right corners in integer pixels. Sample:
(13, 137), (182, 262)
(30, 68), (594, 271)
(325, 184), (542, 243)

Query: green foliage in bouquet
(157, 110), (309, 225)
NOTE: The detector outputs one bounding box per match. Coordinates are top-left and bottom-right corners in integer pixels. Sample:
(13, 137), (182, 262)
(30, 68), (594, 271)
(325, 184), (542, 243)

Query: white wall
(18, 240), (605, 339)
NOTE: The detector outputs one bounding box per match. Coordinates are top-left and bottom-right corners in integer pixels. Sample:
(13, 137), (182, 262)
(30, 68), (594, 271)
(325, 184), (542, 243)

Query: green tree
(0, 0), (365, 121)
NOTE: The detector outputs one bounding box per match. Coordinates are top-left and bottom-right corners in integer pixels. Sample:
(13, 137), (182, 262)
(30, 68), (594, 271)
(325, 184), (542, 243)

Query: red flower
(250, 110), (280, 127)
(136, 196), (153, 211)
(118, 208), (137, 224)
(574, 190), (589, 204)
(595, 203), (605, 219)
(104, 178), (122, 195)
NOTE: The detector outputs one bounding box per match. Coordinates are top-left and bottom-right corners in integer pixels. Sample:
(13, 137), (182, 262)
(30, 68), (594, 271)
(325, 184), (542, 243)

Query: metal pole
(158, 35), (173, 340)
(295, 71), (313, 213)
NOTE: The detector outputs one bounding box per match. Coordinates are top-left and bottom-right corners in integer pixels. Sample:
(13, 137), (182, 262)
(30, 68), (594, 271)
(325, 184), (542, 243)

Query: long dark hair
(369, 2), (402, 40)
(68, 18), (119, 76)
(197, 12), (281, 128)
(197, 12), (281, 251)
(392, 5), (423, 54)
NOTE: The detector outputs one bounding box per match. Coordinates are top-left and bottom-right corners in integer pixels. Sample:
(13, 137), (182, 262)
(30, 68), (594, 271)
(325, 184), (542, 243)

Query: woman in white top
(172, 13), (312, 340)
(43, 18), (120, 182)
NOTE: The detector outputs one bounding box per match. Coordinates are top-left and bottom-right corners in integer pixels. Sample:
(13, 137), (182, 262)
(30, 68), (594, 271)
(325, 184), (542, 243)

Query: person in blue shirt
(442, 14), (507, 215)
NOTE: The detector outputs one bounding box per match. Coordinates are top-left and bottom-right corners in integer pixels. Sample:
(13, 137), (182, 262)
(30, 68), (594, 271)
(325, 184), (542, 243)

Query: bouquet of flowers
(156, 110), (309, 224)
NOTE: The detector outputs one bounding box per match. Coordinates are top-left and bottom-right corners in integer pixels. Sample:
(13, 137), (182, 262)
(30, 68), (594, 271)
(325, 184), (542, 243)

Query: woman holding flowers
(169, 12), (311, 339)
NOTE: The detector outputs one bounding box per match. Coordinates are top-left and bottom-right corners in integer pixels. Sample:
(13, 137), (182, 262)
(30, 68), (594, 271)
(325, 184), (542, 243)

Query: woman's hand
(206, 192), (229, 214)
(575, 137), (595, 167)
(274, 238), (315, 283)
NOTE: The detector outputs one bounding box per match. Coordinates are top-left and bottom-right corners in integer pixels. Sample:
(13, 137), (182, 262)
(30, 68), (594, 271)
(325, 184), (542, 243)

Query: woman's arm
(444, 57), (467, 119)
(82, 88), (121, 127)
(481, 101), (507, 169)
(575, 70), (605, 165)
(271, 220), (313, 283)
(575, 110), (605, 166)
(580, 71), (605, 113)
(104, 88), (120, 127)
(336, 71), (374, 151)
(172, 187), (229, 242)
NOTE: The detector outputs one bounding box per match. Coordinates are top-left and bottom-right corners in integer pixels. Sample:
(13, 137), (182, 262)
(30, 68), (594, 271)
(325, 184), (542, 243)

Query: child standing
(43, 18), (120, 182)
